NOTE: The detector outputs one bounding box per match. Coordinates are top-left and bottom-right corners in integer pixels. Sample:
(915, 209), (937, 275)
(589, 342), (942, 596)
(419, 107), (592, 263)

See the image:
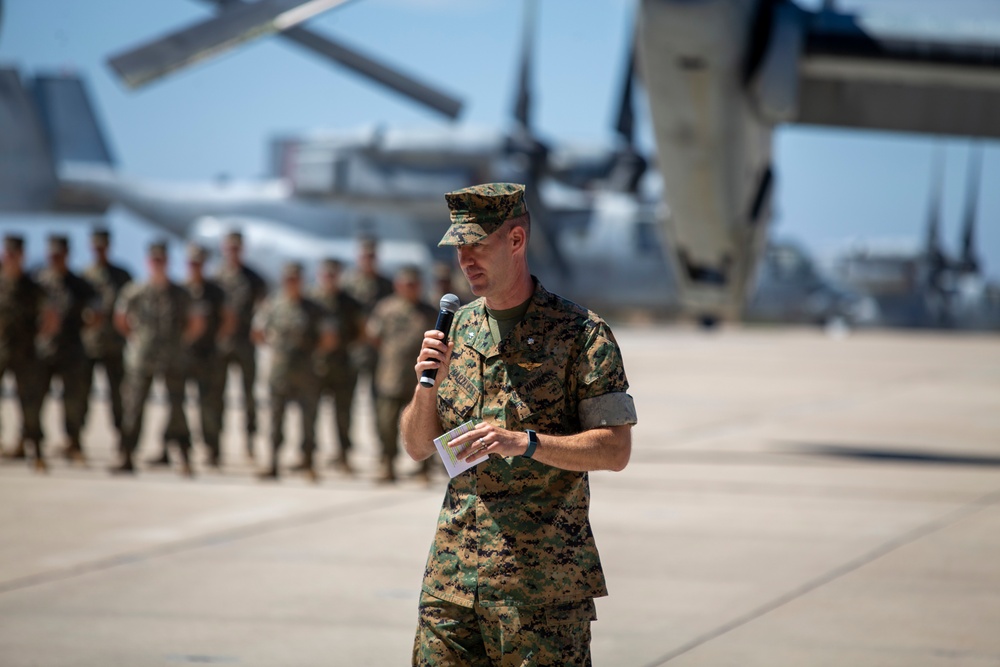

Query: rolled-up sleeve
(574, 322), (637, 429)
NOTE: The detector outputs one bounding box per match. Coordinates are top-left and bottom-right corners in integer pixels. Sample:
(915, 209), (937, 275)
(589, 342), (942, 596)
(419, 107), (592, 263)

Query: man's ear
(508, 224), (527, 253)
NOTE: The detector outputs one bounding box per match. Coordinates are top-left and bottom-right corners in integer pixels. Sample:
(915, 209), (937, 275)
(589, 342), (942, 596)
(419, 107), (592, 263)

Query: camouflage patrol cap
(394, 264), (422, 283)
(91, 227), (111, 248)
(148, 240), (169, 260)
(439, 183), (527, 247)
(320, 257), (344, 273)
(224, 230), (243, 248)
(282, 261), (304, 280)
(3, 235), (24, 253)
(432, 260), (453, 281)
(48, 234), (70, 254)
(187, 243), (210, 264)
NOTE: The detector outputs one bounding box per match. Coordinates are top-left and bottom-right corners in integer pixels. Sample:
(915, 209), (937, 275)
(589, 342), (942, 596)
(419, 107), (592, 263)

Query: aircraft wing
(796, 12), (1000, 137)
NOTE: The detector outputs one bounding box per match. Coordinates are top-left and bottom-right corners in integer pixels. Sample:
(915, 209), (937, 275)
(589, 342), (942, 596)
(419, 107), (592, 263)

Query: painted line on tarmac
(0, 493), (413, 596)
(642, 486), (1000, 666)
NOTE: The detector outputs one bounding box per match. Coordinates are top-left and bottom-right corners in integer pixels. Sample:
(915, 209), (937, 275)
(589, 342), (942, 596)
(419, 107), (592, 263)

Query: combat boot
(289, 455), (312, 473)
(109, 456), (136, 475)
(376, 460), (397, 485)
(257, 466), (279, 481)
(176, 443), (195, 479)
(298, 452), (319, 483)
(2, 440), (26, 461)
(64, 439), (86, 466)
(329, 453), (354, 475)
(146, 448), (171, 466)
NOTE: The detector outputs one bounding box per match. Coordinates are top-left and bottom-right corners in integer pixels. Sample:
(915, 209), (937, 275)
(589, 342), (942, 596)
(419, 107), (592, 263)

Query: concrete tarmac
(0, 327), (998, 666)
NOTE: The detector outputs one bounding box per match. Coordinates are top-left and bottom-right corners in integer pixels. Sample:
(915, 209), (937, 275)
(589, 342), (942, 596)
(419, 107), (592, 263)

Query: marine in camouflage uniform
(402, 184), (637, 665)
(366, 265), (436, 483)
(111, 241), (204, 476)
(81, 227), (132, 439)
(215, 231), (268, 457)
(182, 244), (233, 468)
(0, 235), (48, 471)
(35, 235), (99, 463)
(252, 262), (335, 481)
(312, 258), (364, 473)
(343, 236), (394, 404)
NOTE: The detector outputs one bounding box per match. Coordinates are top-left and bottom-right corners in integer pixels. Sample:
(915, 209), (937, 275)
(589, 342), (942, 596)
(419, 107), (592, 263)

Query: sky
(1, 0), (998, 280)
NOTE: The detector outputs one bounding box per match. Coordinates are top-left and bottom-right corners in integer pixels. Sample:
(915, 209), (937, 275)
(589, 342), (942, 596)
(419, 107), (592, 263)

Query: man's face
(92, 242), (109, 262)
(223, 241), (242, 264)
(284, 273), (302, 298)
(188, 259), (204, 281)
(148, 255), (167, 278)
(320, 267), (340, 291)
(3, 248), (23, 274)
(49, 248), (68, 272)
(358, 249), (377, 274)
(455, 224), (515, 299)
(395, 275), (422, 303)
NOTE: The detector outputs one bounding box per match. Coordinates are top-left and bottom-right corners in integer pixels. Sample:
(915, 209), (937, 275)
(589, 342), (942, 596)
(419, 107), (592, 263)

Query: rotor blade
(513, 0), (537, 130)
(925, 145), (946, 264)
(959, 144), (982, 272)
(193, 0), (461, 119)
(108, 0), (352, 89)
(614, 32), (637, 146)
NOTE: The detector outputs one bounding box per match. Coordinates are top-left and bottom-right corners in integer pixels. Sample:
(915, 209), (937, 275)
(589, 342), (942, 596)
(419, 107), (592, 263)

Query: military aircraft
(0, 0), (689, 314)
(99, 0), (1000, 323)
(636, 0), (1000, 322)
(833, 145), (1000, 330)
(6, 0), (999, 326)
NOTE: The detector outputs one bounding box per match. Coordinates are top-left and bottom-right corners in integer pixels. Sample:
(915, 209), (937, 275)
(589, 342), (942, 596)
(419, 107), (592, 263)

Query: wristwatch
(523, 429), (538, 459)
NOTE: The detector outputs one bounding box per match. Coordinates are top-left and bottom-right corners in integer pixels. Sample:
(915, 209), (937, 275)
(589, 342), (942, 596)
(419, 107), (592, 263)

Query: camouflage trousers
(187, 354), (226, 458)
(320, 370), (357, 457)
(120, 369), (191, 457)
(39, 353), (91, 443)
(412, 592), (596, 667)
(84, 349), (126, 433)
(268, 374), (320, 473)
(0, 354), (44, 444)
(375, 394), (408, 464)
(222, 342), (257, 434)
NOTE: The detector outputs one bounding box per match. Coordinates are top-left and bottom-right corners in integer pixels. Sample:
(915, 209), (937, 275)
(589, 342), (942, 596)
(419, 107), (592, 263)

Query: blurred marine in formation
(366, 265), (436, 483)
(35, 235), (98, 464)
(111, 241), (204, 476)
(82, 227), (132, 443)
(252, 262), (335, 482)
(184, 244), (234, 469)
(312, 258), (364, 473)
(215, 231), (268, 460)
(344, 236), (393, 405)
(0, 235), (47, 471)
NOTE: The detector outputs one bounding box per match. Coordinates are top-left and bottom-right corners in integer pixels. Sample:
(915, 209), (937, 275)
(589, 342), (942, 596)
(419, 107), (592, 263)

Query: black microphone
(420, 293), (461, 388)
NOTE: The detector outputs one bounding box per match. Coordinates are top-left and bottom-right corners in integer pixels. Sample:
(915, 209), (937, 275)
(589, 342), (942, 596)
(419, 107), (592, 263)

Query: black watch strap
(524, 430), (538, 459)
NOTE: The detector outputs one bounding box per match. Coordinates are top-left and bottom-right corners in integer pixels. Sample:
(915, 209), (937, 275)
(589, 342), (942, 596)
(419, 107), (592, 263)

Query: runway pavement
(0, 326), (998, 666)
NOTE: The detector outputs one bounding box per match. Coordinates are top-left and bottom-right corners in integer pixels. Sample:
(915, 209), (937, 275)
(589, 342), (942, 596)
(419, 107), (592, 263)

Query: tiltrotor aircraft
(4, 0), (1000, 324)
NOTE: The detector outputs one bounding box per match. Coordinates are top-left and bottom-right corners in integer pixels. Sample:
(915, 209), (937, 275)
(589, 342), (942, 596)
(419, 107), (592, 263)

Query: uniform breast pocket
(510, 368), (567, 432)
(438, 368), (480, 425)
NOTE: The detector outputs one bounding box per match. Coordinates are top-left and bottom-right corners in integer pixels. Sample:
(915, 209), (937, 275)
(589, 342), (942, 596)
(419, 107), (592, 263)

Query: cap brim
(437, 223), (489, 247)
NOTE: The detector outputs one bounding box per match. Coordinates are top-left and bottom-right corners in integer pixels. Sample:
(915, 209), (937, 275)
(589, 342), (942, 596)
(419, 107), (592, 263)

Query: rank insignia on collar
(527, 337), (535, 344)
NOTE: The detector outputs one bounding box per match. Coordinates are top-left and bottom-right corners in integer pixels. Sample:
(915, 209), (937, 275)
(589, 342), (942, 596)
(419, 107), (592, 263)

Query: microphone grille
(439, 293), (461, 313)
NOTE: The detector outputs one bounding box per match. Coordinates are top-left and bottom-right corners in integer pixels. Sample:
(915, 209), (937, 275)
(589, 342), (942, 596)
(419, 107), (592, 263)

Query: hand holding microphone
(420, 293), (461, 388)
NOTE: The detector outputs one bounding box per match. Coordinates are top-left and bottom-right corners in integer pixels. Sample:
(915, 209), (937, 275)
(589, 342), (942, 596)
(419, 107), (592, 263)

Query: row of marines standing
(0, 228), (444, 482)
